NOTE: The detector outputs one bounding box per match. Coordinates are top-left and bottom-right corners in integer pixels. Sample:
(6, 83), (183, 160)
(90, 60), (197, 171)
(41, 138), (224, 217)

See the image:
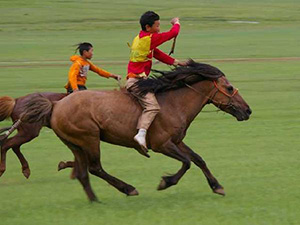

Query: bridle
(209, 81), (239, 108)
(185, 80), (239, 110)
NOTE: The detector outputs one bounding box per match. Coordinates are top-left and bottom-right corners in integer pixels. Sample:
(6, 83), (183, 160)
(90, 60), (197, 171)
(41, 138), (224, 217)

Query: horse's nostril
(246, 108), (252, 115)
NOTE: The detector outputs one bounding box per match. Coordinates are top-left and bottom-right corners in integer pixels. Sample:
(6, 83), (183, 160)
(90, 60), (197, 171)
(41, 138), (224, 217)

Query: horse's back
(55, 89), (139, 113)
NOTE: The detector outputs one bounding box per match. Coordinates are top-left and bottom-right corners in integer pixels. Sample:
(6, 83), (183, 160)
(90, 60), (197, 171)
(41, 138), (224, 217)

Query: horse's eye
(227, 86), (234, 92)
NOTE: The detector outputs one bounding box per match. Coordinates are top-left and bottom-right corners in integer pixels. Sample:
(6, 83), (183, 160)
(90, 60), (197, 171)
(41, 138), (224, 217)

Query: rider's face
(83, 47), (93, 59)
(146, 20), (160, 33)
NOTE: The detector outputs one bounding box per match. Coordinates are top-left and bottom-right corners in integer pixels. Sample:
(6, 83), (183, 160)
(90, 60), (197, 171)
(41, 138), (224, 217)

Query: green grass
(0, 1), (299, 225)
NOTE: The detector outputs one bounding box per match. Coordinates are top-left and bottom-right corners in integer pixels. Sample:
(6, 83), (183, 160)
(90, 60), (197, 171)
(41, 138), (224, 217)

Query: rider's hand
(171, 17), (180, 25)
(73, 89), (79, 93)
(111, 74), (122, 81)
(173, 60), (188, 66)
(178, 61), (188, 66)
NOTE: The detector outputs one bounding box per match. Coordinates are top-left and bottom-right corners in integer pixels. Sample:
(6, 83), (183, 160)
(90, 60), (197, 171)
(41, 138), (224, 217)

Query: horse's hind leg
(12, 146), (30, 178)
(72, 150), (98, 202)
(0, 143), (8, 177)
(154, 140), (191, 190)
(59, 138), (98, 202)
(83, 138), (138, 196)
(0, 124), (40, 178)
(58, 160), (76, 179)
(177, 141), (225, 196)
(0, 137), (31, 178)
(58, 161), (75, 171)
(0, 127), (10, 146)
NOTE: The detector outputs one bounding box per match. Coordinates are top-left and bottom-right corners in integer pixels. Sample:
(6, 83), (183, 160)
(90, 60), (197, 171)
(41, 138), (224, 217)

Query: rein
(169, 37), (177, 56)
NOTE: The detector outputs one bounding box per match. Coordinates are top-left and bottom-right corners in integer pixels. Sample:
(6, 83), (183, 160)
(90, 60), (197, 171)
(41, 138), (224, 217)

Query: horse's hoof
(22, 168), (31, 179)
(89, 197), (101, 203)
(213, 188), (225, 196)
(57, 161), (66, 171)
(137, 148), (150, 158)
(157, 179), (167, 190)
(128, 189), (139, 196)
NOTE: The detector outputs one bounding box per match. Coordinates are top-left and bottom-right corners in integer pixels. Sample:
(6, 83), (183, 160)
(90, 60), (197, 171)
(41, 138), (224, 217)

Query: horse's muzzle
(234, 106), (252, 121)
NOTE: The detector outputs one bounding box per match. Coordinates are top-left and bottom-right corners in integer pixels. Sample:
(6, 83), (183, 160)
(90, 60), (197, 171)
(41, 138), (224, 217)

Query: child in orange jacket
(65, 42), (121, 93)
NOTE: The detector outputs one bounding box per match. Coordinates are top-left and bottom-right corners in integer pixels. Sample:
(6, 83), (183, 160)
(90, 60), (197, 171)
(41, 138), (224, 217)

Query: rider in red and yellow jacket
(127, 21), (180, 78)
(126, 11), (187, 157)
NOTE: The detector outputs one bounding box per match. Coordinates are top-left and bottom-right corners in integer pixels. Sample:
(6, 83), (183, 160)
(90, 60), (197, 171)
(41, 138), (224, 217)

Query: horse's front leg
(154, 140), (191, 190)
(177, 141), (225, 196)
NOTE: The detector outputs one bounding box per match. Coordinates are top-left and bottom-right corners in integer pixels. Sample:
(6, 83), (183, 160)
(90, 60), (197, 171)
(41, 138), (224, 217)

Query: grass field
(0, 0), (299, 225)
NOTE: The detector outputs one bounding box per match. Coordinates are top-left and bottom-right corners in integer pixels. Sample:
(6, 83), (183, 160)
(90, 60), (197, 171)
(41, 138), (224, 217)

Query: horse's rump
(51, 90), (143, 146)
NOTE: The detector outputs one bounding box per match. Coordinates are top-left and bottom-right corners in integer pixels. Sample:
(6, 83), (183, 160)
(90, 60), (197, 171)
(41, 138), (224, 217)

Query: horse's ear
(186, 59), (196, 67)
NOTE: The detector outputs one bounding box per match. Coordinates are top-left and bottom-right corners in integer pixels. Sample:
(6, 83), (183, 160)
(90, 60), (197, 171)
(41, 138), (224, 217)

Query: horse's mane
(134, 59), (225, 95)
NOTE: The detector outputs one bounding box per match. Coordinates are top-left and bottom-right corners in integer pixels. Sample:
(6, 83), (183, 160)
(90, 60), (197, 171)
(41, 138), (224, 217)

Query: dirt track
(0, 57), (299, 68)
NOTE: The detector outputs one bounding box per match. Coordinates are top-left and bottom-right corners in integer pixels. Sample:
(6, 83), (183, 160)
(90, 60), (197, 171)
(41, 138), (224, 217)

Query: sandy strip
(0, 57), (299, 68)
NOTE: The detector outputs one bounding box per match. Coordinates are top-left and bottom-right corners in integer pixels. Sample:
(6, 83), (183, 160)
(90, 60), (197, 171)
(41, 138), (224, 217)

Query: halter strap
(213, 81), (238, 97)
(185, 80), (239, 108)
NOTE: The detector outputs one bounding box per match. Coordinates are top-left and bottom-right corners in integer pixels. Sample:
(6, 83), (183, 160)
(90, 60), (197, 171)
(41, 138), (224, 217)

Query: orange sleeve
(89, 62), (111, 78)
(68, 62), (80, 90)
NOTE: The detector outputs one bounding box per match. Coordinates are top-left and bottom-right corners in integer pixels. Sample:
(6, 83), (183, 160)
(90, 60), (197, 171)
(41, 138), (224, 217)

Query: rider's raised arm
(150, 23), (180, 49)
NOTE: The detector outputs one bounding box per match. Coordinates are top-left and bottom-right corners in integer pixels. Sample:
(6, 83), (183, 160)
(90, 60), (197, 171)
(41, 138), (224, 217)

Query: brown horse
(20, 61), (252, 202)
(0, 92), (67, 178)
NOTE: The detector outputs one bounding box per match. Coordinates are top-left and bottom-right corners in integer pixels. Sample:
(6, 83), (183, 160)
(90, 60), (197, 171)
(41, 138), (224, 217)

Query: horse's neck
(159, 81), (211, 125)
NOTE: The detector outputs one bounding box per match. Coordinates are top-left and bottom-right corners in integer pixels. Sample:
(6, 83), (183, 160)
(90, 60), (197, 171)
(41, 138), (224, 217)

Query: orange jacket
(65, 55), (112, 90)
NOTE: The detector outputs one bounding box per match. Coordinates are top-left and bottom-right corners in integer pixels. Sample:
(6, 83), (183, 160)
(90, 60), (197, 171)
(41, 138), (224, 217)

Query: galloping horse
(0, 93), (66, 178)
(20, 60), (252, 202)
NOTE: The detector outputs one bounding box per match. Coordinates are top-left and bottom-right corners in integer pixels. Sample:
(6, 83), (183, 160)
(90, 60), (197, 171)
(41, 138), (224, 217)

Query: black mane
(133, 59), (225, 95)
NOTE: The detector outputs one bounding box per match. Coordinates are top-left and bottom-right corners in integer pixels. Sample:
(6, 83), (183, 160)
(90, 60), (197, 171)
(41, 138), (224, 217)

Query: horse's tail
(0, 96), (15, 121)
(20, 94), (53, 126)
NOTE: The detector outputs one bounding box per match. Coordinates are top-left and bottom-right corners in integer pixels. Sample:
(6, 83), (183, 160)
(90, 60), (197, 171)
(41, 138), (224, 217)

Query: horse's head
(209, 76), (252, 121)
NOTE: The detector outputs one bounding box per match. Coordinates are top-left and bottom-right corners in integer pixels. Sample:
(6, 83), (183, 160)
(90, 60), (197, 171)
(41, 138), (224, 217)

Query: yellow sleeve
(68, 62), (80, 90)
(89, 62), (111, 78)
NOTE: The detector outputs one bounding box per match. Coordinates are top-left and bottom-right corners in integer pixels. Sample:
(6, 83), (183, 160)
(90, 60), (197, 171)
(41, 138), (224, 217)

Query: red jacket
(127, 24), (180, 78)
